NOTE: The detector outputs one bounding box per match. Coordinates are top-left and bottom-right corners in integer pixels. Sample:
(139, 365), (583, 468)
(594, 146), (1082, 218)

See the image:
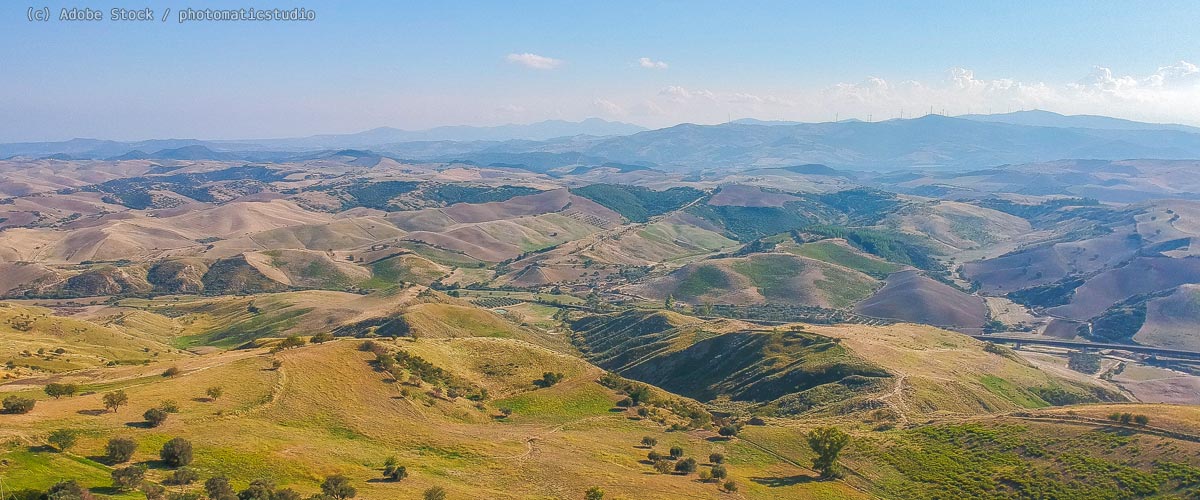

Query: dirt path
(878, 374), (911, 425)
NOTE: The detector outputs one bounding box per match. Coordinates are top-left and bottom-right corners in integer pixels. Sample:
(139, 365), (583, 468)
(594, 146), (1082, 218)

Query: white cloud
(591, 98), (626, 117)
(505, 53), (563, 70)
(638, 57), (668, 69)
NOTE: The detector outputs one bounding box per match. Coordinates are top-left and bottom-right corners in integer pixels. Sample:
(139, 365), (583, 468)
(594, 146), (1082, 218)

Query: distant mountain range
(6, 111), (1200, 171)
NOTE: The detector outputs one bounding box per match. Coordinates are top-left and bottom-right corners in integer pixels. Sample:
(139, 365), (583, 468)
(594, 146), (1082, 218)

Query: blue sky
(2, 1), (1199, 141)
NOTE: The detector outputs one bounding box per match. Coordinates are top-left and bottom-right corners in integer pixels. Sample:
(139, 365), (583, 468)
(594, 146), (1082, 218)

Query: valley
(2, 143), (1200, 498)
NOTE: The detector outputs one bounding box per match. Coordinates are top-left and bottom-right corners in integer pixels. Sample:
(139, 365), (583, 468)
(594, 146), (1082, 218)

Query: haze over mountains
(7, 110), (1200, 171)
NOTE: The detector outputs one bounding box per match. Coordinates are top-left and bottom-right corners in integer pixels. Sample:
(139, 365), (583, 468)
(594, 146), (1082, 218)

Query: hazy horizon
(3, 1), (1200, 142)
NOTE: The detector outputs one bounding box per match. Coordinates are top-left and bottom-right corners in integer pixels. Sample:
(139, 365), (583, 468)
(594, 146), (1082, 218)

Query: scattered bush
(1134, 414), (1150, 426)
(237, 478), (277, 500)
(321, 474), (356, 499)
(111, 465), (146, 490)
(711, 465), (728, 480)
(162, 366), (181, 377)
(106, 437), (137, 463)
(206, 386), (224, 401)
(144, 408), (169, 427)
(423, 486), (446, 500)
(654, 459), (673, 474)
(2, 395), (35, 414)
(165, 467), (199, 485)
(159, 399), (180, 413)
(44, 383), (78, 399)
(585, 487), (604, 500)
(160, 437), (194, 468)
(311, 332), (335, 344)
(669, 445), (684, 459)
(538, 371), (565, 387)
(722, 480), (738, 492)
(675, 457), (698, 474)
(140, 482), (166, 500)
(46, 480), (94, 500)
(648, 450), (663, 461)
(641, 436), (658, 448)
(709, 452), (725, 464)
(204, 476), (235, 500)
(718, 424), (740, 438)
(278, 336), (305, 350)
(48, 429), (78, 451)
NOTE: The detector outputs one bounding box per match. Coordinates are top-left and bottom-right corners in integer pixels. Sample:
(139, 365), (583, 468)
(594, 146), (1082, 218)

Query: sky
(2, 0), (1200, 141)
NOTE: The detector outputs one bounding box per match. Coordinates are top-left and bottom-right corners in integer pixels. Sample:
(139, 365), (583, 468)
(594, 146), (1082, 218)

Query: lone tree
(640, 436), (658, 448)
(144, 408), (169, 427)
(2, 395), (35, 414)
(321, 474), (357, 499)
(669, 445), (684, 459)
(807, 426), (850, 479)
(111, 465), (147, 490)
(105, 437), (137, 463)
(160, 437), (194, 468)
(423, 486), (446, 500)
(45, 382), (78, 399)
(206, 386), (224, 401)
(103, 390), (129, 413)
(585, 486), (605, 500)
(48, 429), (78, 452)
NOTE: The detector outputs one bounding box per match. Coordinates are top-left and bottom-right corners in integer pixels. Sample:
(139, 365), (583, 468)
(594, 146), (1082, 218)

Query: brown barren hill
(855, 270), (987, 331)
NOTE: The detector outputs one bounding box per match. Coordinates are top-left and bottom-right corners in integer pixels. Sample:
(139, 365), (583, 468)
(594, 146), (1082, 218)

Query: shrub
(723, 480), (738, 492)
(709, 452), (725, 464)
(165, 467), (199, 485)
(162, 366), (181, 377)
(675, 457), (698, 474)
(271, 359), (283, 370)
(669, 445), (684, 459)
(423, 486), (446, 500)
(808, 426), (849, 479)
(1134, 414), (1150, 426)
(321, 475), (356, 499)
(144, 408), (169, 427)
(699, 469), (712, 481)
(2, 395), (35, 414)
(206, 386), (224, 401)
(159, 399), (180, 413)
(46, 480), (94, 500)
(160, 437), (193, 467)
(278, 335), (305, 349)
(641, 436), (658, 448)
(140, 482), (166, 500)
(48, 429), (78, 451)
(204, 476), (235, 500)
(718, 424), (740, 438)
(44, 383), (78, 399)
(384, 464), (407, 481)
(499, 407), (513, 418)
(103, 390), (128, 413)
(1119, 412), (1133, 424)
(106, 437), (137, 463)
(111, 465), (146, 490)
(272, 489), (302, 500)
(237, 478), (276, 500)
(648, 450), (663, 461)
(585, 486), (604, 500)
(539, 371), (565, 387)
(311, 332), (335, 344)
(654, 459), (673, 474)
(711, 465), (728, 480)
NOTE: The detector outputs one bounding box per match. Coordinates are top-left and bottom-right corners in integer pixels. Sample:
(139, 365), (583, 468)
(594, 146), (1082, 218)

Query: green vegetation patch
(788, 240), (901, 278)
(674, 265), (732, 299)
(571, 184), (703, 222)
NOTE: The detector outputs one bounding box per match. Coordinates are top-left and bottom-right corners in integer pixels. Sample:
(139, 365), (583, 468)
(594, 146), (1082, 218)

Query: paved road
(972, 335), (1200, 360)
